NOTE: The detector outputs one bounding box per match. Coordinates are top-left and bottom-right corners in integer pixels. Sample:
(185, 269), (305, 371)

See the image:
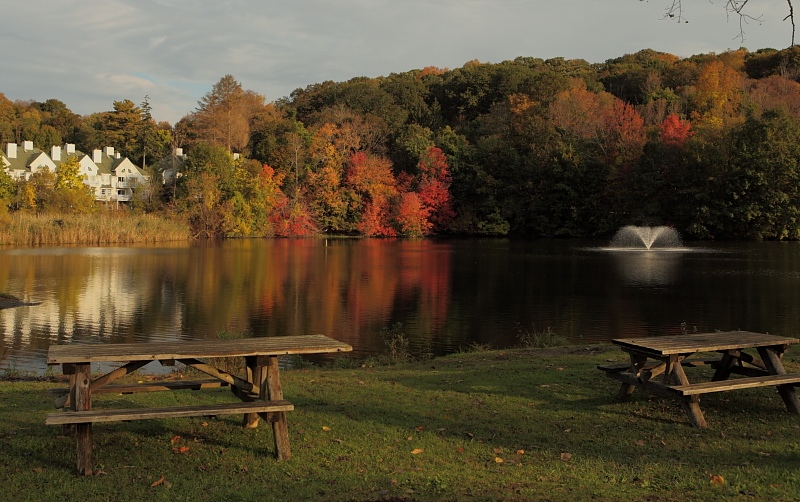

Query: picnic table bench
(46, 334), (352, 475)
(598, 331), (800, 427)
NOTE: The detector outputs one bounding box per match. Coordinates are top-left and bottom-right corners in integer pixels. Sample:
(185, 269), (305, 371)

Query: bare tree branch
(659, 0), (796, 47)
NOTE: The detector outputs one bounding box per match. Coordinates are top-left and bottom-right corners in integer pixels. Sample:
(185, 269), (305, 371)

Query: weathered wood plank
(670, 373), (800, 396)
(47, 334), (352, 364)
(670, 358), (707, 428)
(266, 356), (291, 461)
(757, 347), (800, 414)
(612, 331), (798, 356)
(45, 400), (294, 425)
(50, 379), (229, 398)
(597, 358), (721, 373)
(73, 363), (92, 476)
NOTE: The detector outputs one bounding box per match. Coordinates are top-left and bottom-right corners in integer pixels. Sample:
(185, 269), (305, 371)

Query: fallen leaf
(322, 426), (331, 432)
(32, 467), (43, 473)
(560, 452), (572, 462)
(411, 448), (424, 455)
(201, 422), (208, 427)
(456, 447), (464, 453)
(493, 448), (502, 454)
(710, 474), (725, 486)
(564, 429), (573, 433)
(172, 446), (190, 454)
(150, 475), (166, 487)
(170, 435), (181, 444)
(407, 436), (414, 441)
(635, 440), (645, 446)
(416, 426), (425, 431)
(494, 457), (504, 463)
(516, 450), (525, 455)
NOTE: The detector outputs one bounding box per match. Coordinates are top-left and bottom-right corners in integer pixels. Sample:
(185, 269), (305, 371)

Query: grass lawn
(2, 345), (799, 501)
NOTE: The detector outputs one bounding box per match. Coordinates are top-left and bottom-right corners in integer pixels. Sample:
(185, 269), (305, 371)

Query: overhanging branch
(660, 0), (796, 47)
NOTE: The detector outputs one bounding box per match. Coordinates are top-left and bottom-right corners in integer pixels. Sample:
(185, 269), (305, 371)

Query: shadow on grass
(288, 346), (800, 475)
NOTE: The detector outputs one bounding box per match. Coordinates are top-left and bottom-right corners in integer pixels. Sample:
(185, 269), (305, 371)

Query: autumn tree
(395, 192), (431, 237)
(659, 113), (693, 147)
(49, 155), (95, 214)
(305, 123), (359, 232)
(346, 151), (398, 236)
(416, 146), (456, 232)
(194, 75), (265, 153)
(0, 93), (15, 144)
(691, 60), (745, 127)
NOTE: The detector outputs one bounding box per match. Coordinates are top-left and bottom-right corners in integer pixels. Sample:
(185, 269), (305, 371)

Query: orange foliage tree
(347, 151), (398, 236)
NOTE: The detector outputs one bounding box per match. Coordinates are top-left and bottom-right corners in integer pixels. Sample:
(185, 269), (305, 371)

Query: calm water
(2, 238), (800, 374)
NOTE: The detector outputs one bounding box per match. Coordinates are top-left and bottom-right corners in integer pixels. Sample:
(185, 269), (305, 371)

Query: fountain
(599, 226), (687, 285)
(608, 225), (684, 250)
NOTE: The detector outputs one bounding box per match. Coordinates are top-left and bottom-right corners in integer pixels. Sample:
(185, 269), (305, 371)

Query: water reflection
(0, 240), (456, 372)
(2, 239), (800, 374)
(610, 250), (684, 286)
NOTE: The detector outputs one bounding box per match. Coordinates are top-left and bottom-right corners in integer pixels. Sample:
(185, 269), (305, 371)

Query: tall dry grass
(0, 212), (191, 246)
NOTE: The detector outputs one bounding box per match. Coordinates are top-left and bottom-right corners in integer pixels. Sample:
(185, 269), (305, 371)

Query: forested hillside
(3, 46), (800, 240)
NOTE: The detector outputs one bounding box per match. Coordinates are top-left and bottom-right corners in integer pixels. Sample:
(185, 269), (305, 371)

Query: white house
(1, 141), (149, 204)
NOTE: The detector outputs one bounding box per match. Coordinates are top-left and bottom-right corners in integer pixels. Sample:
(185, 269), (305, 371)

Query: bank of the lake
(3, 346), (799, 501)
(0, 212), (191, 246)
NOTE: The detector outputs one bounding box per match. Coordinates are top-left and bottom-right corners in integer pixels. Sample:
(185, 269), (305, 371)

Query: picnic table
(598, 331), (800, 427)
(45, 334), (352, 475)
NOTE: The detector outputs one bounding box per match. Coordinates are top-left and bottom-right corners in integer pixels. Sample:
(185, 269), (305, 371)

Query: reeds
(0, 212), (191, 246)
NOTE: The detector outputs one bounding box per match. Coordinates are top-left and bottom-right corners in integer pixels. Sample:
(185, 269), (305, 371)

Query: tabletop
(47, 334), (353, 364)
(612, 331), (799, 357)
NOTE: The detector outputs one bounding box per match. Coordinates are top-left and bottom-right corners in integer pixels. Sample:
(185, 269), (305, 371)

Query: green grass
(2, 346), (800, 501)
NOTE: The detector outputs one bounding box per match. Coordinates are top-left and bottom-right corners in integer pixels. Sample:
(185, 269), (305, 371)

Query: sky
(1, 0), (793, 124)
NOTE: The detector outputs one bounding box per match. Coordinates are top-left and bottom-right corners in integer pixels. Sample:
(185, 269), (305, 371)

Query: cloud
(0, 0), (792, 124)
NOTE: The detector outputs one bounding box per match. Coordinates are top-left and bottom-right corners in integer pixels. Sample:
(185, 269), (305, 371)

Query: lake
(2, 238), (800, 374)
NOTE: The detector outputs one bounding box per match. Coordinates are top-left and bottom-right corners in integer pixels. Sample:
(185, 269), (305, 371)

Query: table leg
(73, 363), (93, 475)
(617, 353), (647, 401)
(712, 350), (740, 381)
(670, 362), (707, 428)
(264, 356), (291, 460)
(757, 346), (800, 414)
(243, 356), (264, 428)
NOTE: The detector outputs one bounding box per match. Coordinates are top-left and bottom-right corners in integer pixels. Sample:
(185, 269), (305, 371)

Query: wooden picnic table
(598, 331), (800, 427)
(46, 334), (352, 475)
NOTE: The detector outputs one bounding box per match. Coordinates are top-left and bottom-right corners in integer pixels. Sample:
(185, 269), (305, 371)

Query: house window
(118, 177), (125, 183)
(117, 190), (125, 196)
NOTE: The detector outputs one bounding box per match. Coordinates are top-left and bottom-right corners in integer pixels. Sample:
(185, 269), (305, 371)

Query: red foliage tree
(358, 198), (397, 237)
(659, 113), (693, 147)
(270, 194), (317, 237)
(416, 146), (456, 231)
